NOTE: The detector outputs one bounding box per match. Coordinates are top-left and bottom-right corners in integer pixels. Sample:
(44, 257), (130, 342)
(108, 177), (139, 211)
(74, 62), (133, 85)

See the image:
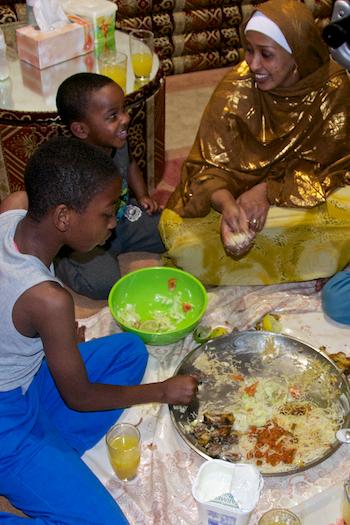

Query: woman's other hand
(211, 188), (255, 257)
(221, 215), (256, 258)
(236, 182), (270, 232)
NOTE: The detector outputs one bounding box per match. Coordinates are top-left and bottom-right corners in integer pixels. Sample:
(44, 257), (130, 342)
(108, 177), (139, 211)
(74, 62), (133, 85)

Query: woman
(160, 0), (350, 286)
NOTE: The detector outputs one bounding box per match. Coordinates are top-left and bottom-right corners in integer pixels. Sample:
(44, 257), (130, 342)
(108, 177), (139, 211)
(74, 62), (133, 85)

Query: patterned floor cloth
(81, 281), (350, 525)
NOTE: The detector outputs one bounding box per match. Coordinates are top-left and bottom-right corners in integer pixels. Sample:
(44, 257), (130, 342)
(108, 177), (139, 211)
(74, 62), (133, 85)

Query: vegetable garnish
(182, 302), (193, 312)
(244, 382), (258, 397)
(289, 385), (301, 399)
(230, 374), (244, 382)
(168, 278), (177, 291)
(118, 293), (193, 334)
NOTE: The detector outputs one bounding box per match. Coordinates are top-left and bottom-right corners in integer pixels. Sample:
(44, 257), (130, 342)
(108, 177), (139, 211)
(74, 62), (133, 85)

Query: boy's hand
(75, 322), (86, 344)
(138, 195), (163, 215)
(160, 375), (198, 405)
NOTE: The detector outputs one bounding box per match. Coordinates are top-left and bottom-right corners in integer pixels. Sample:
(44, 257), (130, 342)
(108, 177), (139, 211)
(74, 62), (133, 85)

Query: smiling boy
(54, 72), (165, 300)
(0, 137), (197, 523)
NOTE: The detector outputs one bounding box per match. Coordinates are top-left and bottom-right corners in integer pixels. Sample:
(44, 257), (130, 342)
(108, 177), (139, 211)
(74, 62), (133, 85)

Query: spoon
(336, 429), (350, 443)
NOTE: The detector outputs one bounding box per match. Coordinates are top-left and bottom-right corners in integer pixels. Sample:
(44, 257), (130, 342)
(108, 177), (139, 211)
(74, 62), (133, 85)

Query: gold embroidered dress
(160, 0), (350, 285)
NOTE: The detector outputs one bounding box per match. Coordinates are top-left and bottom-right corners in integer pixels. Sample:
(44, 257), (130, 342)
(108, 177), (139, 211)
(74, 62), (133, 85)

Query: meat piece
(203, 412), (235, 425)
(206, 443), (223, 457)
(196, 431), (211, 447)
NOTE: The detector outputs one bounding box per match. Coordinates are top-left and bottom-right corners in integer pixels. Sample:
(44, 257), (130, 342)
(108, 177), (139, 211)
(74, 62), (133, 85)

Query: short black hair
(56, 72), (115, 127)
(25, 136), (119, 221)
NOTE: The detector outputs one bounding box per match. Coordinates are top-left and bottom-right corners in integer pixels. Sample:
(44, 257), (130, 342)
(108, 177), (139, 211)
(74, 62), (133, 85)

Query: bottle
(26, 0), (38, 28)
(0, 29), (9, 81)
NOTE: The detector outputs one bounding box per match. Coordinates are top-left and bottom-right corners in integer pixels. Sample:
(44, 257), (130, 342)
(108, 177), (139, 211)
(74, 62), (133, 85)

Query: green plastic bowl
(108, 267), (208, 345)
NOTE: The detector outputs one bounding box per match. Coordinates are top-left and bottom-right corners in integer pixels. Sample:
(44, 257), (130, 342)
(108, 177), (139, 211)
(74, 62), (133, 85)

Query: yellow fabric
(160, 187), (350, 286)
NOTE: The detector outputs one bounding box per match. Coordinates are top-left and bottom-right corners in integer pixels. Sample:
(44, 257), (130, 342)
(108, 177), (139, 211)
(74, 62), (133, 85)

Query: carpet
(152, 66), (230, 207)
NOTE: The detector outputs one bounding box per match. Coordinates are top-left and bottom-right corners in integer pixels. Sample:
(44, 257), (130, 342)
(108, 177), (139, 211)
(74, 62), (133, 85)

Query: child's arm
(127, 159), (162, 215)
(15, 281), (197, 411)
(0, 191), (28, 213)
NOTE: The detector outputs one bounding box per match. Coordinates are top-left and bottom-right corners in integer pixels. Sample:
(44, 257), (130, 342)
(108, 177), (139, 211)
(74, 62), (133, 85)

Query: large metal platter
(170, 331), (350, 476)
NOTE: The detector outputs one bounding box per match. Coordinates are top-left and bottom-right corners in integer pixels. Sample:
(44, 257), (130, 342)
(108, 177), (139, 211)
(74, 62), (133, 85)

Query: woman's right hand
(211, 189), (249, 233)
(211, 189), (255, 258)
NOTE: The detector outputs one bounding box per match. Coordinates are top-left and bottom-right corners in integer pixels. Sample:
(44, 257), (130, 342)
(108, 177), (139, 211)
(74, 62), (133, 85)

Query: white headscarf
(244, 11), (292, 54)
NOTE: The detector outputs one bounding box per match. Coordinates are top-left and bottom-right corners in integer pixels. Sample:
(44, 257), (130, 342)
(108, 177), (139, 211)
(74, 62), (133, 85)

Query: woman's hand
(221, 214), (256, 258)
(211, 189), (249, 233)
(236, 182), (270, 232)
(211, 189), (255, 258)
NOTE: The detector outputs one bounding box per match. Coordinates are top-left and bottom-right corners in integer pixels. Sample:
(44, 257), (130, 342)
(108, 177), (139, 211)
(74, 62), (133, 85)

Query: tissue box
(16, 17), (94, 69)
(20, 52), (96, 103)
(61, 0), (117, 56)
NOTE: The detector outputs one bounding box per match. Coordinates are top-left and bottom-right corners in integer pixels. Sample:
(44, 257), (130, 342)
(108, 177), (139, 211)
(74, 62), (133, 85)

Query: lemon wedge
(193, 325), (230, 343)
(260, 313), (282, 333)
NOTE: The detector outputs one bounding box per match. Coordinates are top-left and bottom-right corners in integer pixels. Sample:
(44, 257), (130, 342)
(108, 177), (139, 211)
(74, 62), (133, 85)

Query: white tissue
(32, 0), (69, 32)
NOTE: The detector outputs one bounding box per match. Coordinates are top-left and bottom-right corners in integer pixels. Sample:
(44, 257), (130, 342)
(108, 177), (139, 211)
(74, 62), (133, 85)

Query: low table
(0, 28), (165, 198)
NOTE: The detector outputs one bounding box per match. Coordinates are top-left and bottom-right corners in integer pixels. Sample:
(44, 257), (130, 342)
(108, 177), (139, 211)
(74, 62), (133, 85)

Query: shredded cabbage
(117, 293), (192, 333)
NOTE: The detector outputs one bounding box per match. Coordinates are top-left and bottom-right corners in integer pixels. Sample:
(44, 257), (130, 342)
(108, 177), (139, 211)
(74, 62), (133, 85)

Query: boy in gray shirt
(0, 137), (197, 523)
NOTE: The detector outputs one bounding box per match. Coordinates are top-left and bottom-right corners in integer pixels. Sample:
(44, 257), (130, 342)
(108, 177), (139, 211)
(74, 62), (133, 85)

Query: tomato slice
(168, 278), (177, 291)
(244, 382), (258, 397)
(182, 302), (192, 312)
(230, 374), (244, 382)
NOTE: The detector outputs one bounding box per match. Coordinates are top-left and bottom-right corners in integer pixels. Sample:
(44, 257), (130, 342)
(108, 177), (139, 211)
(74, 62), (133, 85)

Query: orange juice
(107, 434), (141, 481)
(131, 53), (153, 79)
(343, 481), (350, 524)
(100, 64), (126, 91)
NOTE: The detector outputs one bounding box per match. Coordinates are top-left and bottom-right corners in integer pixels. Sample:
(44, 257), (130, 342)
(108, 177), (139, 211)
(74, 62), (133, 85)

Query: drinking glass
(106, 423), (141, 481)
(129, 29), (154, 81)
(258, 508), (301, 525)
(343, 479), (350, 524)
(98, 50), (127, 92)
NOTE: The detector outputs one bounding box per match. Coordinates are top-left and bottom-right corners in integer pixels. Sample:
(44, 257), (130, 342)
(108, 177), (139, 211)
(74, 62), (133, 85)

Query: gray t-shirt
(0, 210), (61, 392)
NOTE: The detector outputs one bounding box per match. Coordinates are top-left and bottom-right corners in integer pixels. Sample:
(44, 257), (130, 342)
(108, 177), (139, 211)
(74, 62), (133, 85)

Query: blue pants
(0, 333), (148, 524)
(322, 271), (350, 324)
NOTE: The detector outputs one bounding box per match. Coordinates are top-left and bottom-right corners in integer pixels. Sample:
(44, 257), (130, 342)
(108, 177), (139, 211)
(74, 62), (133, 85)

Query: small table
(0, 29), (165, 198)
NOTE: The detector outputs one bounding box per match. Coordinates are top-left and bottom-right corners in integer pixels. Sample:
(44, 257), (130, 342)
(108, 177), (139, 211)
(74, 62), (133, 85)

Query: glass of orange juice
(343, 479), (350, 524)
(98, 51), (127, 92)
(106, 422), (141, 482)
(129, 29), (154, 81)
(258, 508), (301, 525)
